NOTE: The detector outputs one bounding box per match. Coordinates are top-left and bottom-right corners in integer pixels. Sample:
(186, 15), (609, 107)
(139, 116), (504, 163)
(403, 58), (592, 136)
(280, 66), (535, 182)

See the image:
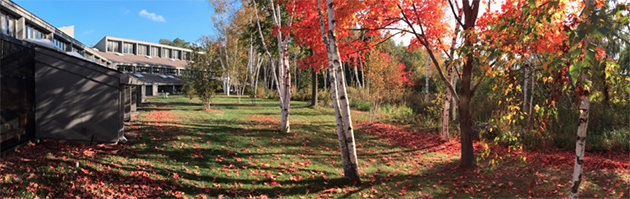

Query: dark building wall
(33, 46), (123, 143)
(1, 36), (35, 152)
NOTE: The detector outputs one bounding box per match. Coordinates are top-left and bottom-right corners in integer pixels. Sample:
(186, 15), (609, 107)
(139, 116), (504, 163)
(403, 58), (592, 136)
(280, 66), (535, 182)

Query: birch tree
(210, 0), (238, 96)
(318, 0), (360, 182)
(253, 0), (295, 133)
(570, 0), (594, 197)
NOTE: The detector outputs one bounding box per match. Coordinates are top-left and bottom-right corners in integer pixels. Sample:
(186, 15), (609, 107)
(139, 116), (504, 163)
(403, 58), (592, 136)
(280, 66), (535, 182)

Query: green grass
(1, 95), (628, 198)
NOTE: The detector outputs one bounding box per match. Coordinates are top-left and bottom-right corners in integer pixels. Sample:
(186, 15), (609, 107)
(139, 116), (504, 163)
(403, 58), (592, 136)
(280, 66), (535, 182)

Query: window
(123, 42), (134, 54)
(0, 10), (15, 37)
(163, 48), (172, 58)
(53, 38), (66, 50)
(151, 47), (160, 57)
(138, 45), (149, 55)
(107, 41), (120, 52)
(173, 50), (180, 60)
(26, 24), (45, 39)
(137, 66), (150, 73)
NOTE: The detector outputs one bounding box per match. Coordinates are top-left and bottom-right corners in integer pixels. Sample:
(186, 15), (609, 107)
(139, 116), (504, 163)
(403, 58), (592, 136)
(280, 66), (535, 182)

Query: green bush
(589, 128), (630, 151)
(292, 91), (311, 102)
(317, 89), (331, 106)
(264, 91), (278, 100)
(379, 104), (415, 123)
(349, 100), (372, 111)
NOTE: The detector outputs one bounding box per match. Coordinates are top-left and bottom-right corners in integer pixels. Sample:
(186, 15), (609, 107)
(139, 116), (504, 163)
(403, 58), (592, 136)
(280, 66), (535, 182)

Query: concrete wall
(94, 37), (107, 53)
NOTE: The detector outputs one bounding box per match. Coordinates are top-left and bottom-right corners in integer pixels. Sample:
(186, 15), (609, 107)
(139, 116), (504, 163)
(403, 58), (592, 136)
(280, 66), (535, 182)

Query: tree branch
(448, 0), (465, 28)
(398, 3), (460, 103)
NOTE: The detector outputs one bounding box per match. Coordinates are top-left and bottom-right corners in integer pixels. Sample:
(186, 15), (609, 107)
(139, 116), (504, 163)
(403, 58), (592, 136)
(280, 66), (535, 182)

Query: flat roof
(95, 51), (189, 69)
(102, 36), (193, 52)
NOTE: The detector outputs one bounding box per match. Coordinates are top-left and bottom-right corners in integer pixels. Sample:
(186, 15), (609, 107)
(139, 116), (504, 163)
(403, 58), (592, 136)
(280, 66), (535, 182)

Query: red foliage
(286, 0), (390, 72)
(358, 122), (630, 171)
(356, 122), (465, 154)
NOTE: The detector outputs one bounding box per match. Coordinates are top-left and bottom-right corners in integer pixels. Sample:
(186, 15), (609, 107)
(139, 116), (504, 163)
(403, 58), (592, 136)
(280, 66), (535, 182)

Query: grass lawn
(1, 95), (629, 198)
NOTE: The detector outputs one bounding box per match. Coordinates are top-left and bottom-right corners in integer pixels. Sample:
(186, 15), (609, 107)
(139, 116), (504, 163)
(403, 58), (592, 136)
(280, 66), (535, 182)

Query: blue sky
(14, 0), (219, 47)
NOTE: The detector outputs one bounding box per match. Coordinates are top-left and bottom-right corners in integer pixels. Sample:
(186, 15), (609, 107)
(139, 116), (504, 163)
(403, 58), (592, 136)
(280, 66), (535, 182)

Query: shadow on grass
(3, 96), (628, 198)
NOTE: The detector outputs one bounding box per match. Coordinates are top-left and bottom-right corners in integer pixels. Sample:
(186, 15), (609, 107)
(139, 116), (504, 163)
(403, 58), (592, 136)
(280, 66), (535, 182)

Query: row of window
(53, 38), (66, 50)
(1, 10), (108, 66)
(25, 24), (45, 39)
(117, 65), (180, 75)
(106, 40), (190, 60)
(1, 10), (16, 37)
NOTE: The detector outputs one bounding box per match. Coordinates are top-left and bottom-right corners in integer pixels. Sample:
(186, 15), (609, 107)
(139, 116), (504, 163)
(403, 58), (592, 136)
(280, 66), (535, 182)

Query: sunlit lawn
(1, 95), (628, 198)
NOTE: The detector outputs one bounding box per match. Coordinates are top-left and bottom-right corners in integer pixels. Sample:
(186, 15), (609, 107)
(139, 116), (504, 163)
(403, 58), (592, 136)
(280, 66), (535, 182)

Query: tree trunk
(279, 52), (291, 133)
(225, 77), (230, 96)
(263, 63), (269, 93)
(459, 54), (475, 169)
(451, 68), (457, 121)
(528, 69), (535, 123)
(570, 72), (590, 198)
(570, 1), (594, 198)
(425, 58), (430, 102)
(311, 68), (318, 107)
(441, 65), (453, 140)
(253, 0), (292, 133)
(319, 0), (360, 183)
(354, 60), (361, 88)
(204, 101), (211, 111)
(323, 68), (329, 90)
(523, 66), (529, 113)
(359, 57), (365, 88)
(294, 56), (298, 91)
(254, 54), (263, 98)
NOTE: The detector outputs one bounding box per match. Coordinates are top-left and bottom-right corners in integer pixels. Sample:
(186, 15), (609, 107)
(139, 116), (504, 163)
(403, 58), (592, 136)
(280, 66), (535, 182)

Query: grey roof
(133, 73), (182, 85)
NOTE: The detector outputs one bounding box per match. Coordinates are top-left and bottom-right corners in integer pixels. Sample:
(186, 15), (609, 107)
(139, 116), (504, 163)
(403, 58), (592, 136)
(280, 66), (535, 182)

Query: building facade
(93, 36), (192, 98)
(1, 0), (134, 151)
(0, 0), (110, 66)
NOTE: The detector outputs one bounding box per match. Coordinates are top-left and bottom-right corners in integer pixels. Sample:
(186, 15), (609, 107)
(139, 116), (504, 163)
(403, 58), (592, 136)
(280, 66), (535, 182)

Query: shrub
(349, 100), (372, 111)
(379, 104), (415, 123)
(318, 89), (332, 106)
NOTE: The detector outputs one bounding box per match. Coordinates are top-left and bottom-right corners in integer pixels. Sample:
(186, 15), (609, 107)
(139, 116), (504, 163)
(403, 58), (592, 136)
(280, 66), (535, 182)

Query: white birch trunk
(319, 0), (360, 182)
(254, 0), (293, 132)
(570, 1), (593, 198)
(223, 35), (231, 96)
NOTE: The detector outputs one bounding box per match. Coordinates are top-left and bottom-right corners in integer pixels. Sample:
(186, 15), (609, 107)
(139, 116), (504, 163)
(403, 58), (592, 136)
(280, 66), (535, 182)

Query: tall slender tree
(253, 0), (296, 133)
(317, 0), (360, 182)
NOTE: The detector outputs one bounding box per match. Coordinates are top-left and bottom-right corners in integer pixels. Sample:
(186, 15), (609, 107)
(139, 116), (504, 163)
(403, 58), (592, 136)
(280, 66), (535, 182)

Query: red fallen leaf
(82, 149), (96, 156)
